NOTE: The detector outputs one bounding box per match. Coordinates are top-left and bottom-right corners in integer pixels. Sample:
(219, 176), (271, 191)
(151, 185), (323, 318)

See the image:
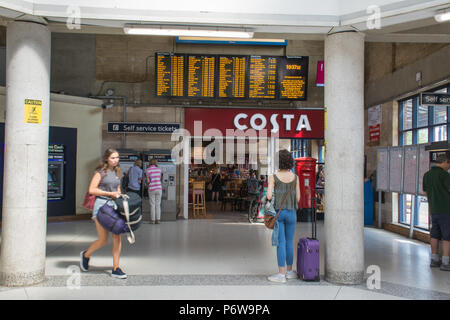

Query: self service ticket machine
(48, 144), (65, 200)
(143, 150), (177, 221)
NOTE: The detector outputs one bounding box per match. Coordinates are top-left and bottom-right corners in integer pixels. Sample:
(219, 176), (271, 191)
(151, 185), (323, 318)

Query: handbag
(264, 179), (295, 229)
(82, 170), (105, 210)
(82, 192), (96, 211)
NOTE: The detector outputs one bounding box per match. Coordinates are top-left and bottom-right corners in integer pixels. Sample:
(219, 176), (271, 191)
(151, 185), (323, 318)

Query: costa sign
(184, 108), (324, 139)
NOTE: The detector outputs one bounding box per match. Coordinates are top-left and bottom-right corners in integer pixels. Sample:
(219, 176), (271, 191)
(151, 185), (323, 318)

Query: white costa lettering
(250, 114), (266, 131)
(233, 113), (312, 132)
(282, 114), (295, 131)
(234, 113), (248, 130)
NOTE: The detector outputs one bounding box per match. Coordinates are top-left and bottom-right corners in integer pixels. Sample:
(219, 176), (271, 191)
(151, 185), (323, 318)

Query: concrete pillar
(0, 21), (51, 286)
(324, 29), (365, 284)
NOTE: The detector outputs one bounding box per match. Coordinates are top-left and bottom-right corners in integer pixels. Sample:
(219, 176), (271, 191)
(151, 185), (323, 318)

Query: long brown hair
(96, 148), (121, 177)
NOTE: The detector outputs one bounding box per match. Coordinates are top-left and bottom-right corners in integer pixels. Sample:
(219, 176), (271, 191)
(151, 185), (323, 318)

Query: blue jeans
(276, 209), (297, 267)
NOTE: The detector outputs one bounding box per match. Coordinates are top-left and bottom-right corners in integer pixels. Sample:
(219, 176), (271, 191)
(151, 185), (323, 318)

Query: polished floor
(0, 204), (449, 300)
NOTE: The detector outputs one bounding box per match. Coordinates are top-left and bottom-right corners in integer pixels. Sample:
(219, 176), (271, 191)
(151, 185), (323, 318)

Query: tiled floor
(1, 206), (449, 300)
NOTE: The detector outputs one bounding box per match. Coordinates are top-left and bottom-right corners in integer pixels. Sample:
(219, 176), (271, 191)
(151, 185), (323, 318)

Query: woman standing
(210, 168), (222, 203)
(80, 148), (127, 279)
(266, 149), (300, 283)
(146, 158), (162, 224)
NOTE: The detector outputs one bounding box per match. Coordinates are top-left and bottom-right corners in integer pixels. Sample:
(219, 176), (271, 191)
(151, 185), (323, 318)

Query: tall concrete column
(0, 21), (51, 286)
(324, 29), (365, 284)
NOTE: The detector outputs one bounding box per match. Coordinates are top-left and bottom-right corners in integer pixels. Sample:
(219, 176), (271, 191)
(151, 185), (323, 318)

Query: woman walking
(266, 149), (300, 283)
(80, 148), (127, 279)
(146, 158), (163, 224)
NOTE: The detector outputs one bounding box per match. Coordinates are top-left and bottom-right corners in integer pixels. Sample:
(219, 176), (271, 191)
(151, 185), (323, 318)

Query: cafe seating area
(188, 177), (252, 218)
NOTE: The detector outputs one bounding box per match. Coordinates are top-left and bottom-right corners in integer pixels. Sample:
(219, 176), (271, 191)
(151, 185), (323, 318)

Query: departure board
(248, 56), (277, 99)
(155, 53), (309, 100)
(217, 55), (247, 99)
(156, 53), (185, 97)
(277, 56), (309, 100)
(187, 55), (216, 98)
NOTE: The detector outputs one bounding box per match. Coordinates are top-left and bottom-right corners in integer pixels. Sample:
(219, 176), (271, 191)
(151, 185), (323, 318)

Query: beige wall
(0, 87), (103, 215)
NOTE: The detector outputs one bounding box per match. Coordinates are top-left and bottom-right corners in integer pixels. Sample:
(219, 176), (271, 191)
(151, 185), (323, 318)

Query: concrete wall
(0, 87), (103, 215)
(365, 43), (450, 108)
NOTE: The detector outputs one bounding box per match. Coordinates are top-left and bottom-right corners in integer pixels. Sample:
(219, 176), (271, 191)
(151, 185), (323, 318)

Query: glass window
(433, 125), (447, 142)
(416, 196), (429, 230)
(433, 106), (447, 125)
(417, 105), (428, 128)
(403, 131), (413, 145)
(403, 99), (413, 130)
(417, 128), (428, 144)
(400, 194), (412, 225)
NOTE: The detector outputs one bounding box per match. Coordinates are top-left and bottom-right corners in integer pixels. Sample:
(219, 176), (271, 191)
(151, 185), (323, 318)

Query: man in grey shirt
(127, 159), (143, 195)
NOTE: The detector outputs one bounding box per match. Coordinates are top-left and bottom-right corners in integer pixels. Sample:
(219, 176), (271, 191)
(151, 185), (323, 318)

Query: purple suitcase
(297, 198), (320, 281)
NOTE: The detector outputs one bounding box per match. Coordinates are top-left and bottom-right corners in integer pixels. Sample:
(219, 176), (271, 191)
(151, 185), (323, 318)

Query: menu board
(187, 55), (215, 98)
(156, 53), (185, 97)
(277, 56), (309, 100)
(217, 55), (247, 99)
(155, 53), (309, 100)
(248, 56), (277, 99)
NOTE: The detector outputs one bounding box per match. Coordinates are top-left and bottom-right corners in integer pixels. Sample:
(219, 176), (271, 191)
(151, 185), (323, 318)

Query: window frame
(397, 84), (449, 231)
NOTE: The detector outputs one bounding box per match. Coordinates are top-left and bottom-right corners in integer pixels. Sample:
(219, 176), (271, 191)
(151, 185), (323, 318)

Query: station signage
(108, 122), (180, 134)
(420, 92), (450, 106)
(184, 108), (324, 139)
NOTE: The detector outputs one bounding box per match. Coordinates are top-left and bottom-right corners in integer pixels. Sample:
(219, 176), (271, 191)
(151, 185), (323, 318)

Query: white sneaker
(286, 270), (298, 279)
(267, 273), (287, 283)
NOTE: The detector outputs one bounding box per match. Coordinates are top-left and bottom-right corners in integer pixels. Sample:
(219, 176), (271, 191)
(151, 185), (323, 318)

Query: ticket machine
(47, 144), (65, 200)
(142, 150), (177, 221)
(425, 141), (450, 164)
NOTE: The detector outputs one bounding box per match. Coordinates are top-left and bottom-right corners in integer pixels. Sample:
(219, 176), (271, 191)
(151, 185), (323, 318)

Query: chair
(192, 181), (206, 217)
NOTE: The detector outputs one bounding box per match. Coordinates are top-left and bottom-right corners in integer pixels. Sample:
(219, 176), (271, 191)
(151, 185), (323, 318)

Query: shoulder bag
(264, 178), (296, 230)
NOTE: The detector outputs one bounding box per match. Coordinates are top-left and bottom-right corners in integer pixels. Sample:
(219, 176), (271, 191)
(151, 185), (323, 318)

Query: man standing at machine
(423, 152), (450, 271)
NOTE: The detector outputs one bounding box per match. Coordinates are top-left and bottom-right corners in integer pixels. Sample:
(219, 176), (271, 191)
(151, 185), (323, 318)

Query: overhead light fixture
(123, 24), (254, 39)
(434, 8), (450, 22)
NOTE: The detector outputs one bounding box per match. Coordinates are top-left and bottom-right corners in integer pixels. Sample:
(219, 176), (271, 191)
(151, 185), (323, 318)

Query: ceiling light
(434, 9), (450, 22)
(123, 24), (254, 38)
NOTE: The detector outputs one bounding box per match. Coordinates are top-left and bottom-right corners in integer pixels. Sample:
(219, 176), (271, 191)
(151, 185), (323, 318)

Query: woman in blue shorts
(79, 148), (127, 279)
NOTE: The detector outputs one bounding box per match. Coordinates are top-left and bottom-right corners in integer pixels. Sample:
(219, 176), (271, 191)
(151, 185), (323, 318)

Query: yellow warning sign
(24, 99), (42, 124)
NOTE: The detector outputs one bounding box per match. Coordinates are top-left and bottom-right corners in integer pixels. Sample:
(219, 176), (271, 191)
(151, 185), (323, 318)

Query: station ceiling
(0, 0), (449, 42)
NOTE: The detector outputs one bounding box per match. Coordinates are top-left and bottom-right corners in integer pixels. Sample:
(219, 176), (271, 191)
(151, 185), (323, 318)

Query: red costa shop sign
(184, 108), (324, 139)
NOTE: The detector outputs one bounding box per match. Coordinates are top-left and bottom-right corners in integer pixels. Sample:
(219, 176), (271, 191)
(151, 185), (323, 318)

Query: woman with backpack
(80, 148), (127, 279)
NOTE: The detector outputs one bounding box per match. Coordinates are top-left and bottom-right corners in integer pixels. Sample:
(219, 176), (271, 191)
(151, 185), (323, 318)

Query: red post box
(295, 157), (317, 222)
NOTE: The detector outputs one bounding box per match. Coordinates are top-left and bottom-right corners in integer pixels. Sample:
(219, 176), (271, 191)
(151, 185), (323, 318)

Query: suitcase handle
(312, 197), (318, 240)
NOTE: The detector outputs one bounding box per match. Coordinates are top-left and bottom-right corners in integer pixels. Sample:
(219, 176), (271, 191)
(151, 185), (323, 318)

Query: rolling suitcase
(297, 198), (320, 281)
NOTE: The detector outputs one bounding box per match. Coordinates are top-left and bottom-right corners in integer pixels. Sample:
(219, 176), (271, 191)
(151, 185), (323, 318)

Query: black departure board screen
(186, 55), (216, 98)
(217, 55), (247, 99)
(155, 53), (309, 100)
(248, 56), (277, 99)
(277, 56), (309, 100)
(156, 53), (185, 97)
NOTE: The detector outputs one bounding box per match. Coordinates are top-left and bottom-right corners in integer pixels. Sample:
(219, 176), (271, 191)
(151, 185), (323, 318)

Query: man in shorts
(423, 152), (450, 271)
